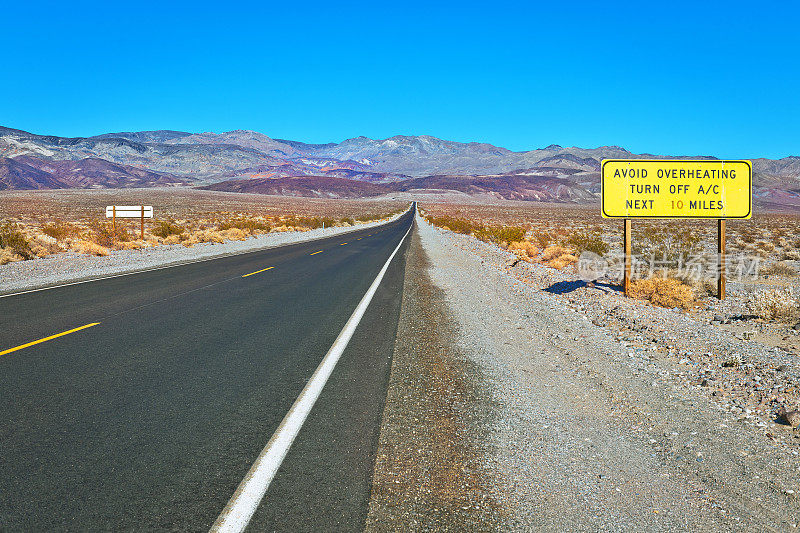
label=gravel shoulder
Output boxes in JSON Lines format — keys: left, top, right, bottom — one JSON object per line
{"left": 366, "top": 228, "right": 506, "bottom": 531}
{"left": 0, "top": 214, "right": 402, "bottom": 295}
{"left": 371, "top": 216, "right": 800, "bottom": 531}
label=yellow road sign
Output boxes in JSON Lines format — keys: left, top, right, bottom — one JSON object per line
{"left": 601, "top": 159, "right": 751, "bottom": 219}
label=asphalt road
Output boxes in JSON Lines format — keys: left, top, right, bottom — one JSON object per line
{"left": 0, "top": 207, "right": 414, "bottom": 531}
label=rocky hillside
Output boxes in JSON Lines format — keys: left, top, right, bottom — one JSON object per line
{"left": 0, "top": 155, "right": 186, "bottom": 190}
{"left": 1, "top": 125, "right": 798, "bottom": 205}
{"left": 199, "top": 176, "right": 389, "bottom": 198}
{"left": 200, "top": 172, "right": 595, "bottom": 202}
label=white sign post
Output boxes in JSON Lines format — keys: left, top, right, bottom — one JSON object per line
{"left": 106, "top": 205, "right": 153, "bottom": 239}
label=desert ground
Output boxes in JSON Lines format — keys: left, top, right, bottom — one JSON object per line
{"left": 3, "top": 192, "right": 800, "bottom": 530}
{"left": 0, "top": 188, "right": 408, "bottom": 263}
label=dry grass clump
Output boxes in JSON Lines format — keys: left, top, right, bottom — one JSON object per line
{"left": 90, "top": 221, "right": 133, "bottom": 247}
{"left": 755, "top": 240, "right": 775, "bottom": 253}
{"left": 533, "top": 230, "right": 551, "bottom": 248}
{"left": 0, "top": 247, "right": 24, "bottom": 265}
{"left": 566, "top": 231, "right": 609, "bottom": 256}
{"left": 41, "top": 220, "right": 79, "bottom": 241}
{"left": 628, "top": 278, "right": 696, "bottom": 309}
{"left": 152, "top": 220, "right": 186, "bottom": 238}
{"left": 548, "top": 253, "right": 579, "bottom": 270}
{"left": 281, "top": 215, "right": 338, "bottom": 230}
{"left": 540, "top": 245, "right": 571, "bottom": 262}
{"left": 670, "top": 270, "right": 716, "bottom": 298}
{"left": 0, "top": 222, "right": 34, "bottom": 259}
{"left": 217, "top": 217, "right": 270, "bottom": 233}
{"left": 747, "top": 288, "right": 799, "bottom": 322}
{"left": 28, "top": 234, "right": 62, "bottom": 257}
{"left": 761, "top": 262, "right": 798, "bottom": 277}
{"left": 70, "top": 240, "right": 110, "bottom": 256}
{"left": 424, "top": 214, "right": 526, "bottom": 246}
{"left": 180, "top": 229, "right": 226, "bottom": 247}
{"left": 507, "top": 240, "right": 538, "bottom": 262}
{"left": 538, "top": 245, "right": 578, "bottom": 270}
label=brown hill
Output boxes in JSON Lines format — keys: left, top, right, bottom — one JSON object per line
{"left": 392, "top": 173, "right": 594, "bottom": 202}
{"left": 199, "top": 176, "right": 389, "bottom": 198}
{"left": 0, "top": 155, "right": 187, "bottom": 189}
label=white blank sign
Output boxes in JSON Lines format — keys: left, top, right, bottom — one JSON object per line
{"left": 106, "top": 206, "right": 153, "bottom": 218}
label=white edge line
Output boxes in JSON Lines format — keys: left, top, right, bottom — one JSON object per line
{"left": 0, "top": 207, "right": 412, "bottom": 299}
{"left": 209, "top": 220, "right": 413, "bottom": 533}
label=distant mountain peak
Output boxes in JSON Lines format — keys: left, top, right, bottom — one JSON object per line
{"left": 599, "top": 145, "right": 630, "bottom": 152}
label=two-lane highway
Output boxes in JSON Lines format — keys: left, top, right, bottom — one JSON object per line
{"left": 0, "top": 206, "right": 414, "bottom": 531}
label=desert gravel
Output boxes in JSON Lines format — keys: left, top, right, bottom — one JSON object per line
{"left": 374, "top": 216, "right": 800, "bottom": 530}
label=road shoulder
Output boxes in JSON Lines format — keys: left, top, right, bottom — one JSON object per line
{"left": 366, "top": 228, "right": 507, "bottom": 530}
{"left": 373, "top": 216, "right": 800, "bottom": 531}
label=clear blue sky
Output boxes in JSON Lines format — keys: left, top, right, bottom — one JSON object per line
{"left": 3, "top": 1, "right": 798, "bottom": 158}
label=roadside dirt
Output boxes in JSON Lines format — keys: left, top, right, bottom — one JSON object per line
{"left": 366, "top": 230, "right": 507, "bottom": 531}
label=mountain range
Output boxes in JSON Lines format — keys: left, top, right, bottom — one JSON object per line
{"left": 1, "top": 125, "right": 798, "bottom": 206}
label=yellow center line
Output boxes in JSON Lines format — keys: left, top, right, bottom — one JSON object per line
{"left": 1, "top": 322, "right": 101, "bottom": 356}
{"left": 310, "top": 251, "right": 323, "bottom": 256}
{"left": 242, "top": 266, "right": 274, "bottom": 278}
{"left": 357, "top": 237, "right": 362, "bottom": 240}
{"left": 340, "top": 242, "right": 347, "bottom": 245}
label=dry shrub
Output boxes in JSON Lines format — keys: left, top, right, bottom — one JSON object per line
{"left": 163, "top": 234, "right": 182, "bottom": 245}
{"left": 567, "top": 231, "right": 609, "bottom": 256}
{"left": 540, "top": 245, "right": 571, "bottom": 262}
{"left": 118, "top": 241, "right": 144, "bottom": 250}
{"left": 181, "top": 230, "right": 226, "bottom": 247}
{"left": 747, "top": 287, "right": 799, "bottom": 322}
{"left": 218, "top": 228, "right": 248, "bottom": 241}
{"left": 755, "top": 240, "right": 775, "bottom": 252}
{"left": 508, "top": 240, "right": 538, "bottom": 261}
{"left": 70, "top": 240, "right": 110, "bottom": 256}
{"left": 152, "top": 220, "right": 186, "bottom": 238}
{"left": 475, "top": 225, "right": 526, "bottom": 245}
{"left": 628, "top": 278, "right": 696, "bottom": 309}
{"left": 0, "top": 247, "right": 24, "bottom": 265}
{"left": 537, "top": 245, "right": 578, "bottom": 270}
{"left": 41, "top": 220, "right": 79, "bottom": 240}
{"left": 672, "top": 271, "right": 716, "bottom": 298}
{"left": 282, "top": 215, "right": 336, "bottom": 230}
{"left": 548, "top": 253, "right": 578, "bottom": 270}
{"left": 218, "top": 217, "right": 270, "bottom": 234}
{"left": 28, "top": 235, "right": 62, "bottom": 257}
{"left": 0, "top": 222, "right": 34, "bottom": 259}
{"left": 782, "top": 250, "right": 800, "bottom": 261}
{"left": 533, "top": 230, "right": 551, "bottom": 248}
{"left": 425, "top": 214, "right": 525, "bottom": 246}
{"left": 90, "top": 221, "right": 131, "bottom": 248}
{"left": 762, "top": 262, "right": 798, "bottom": 277}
